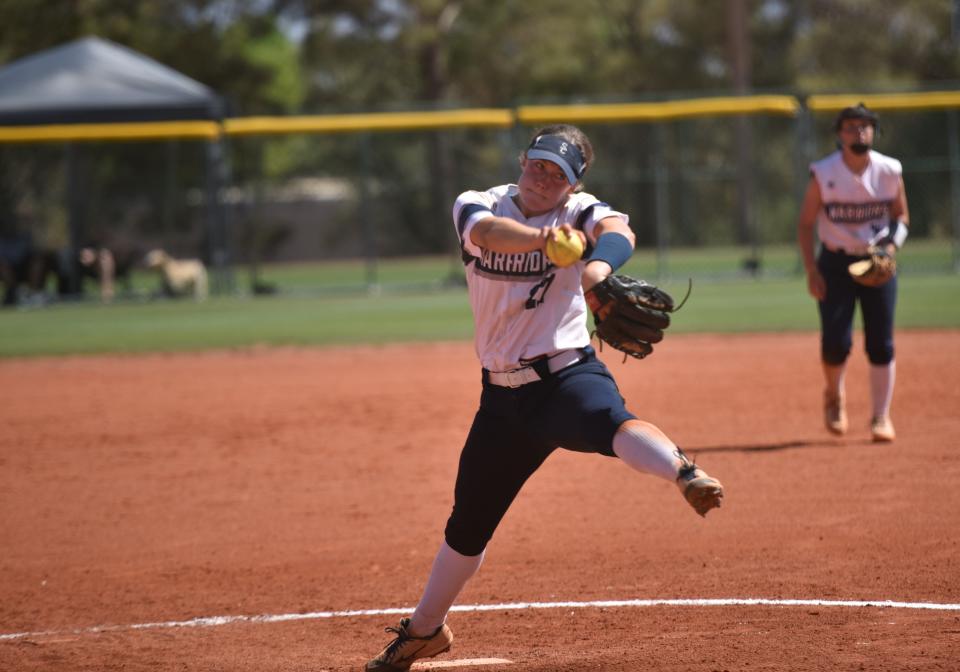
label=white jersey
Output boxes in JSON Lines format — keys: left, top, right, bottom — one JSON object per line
{"left": 453, "top": 184, "right": 628, "bottom": 372}
{"left": 810, "top": 149, "right": 902, "bottom": 254}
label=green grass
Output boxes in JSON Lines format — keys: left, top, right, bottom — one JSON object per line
{"left": 3, "top": 242, "right": 958, "bottom": 358}
{"left": 670, "top": 273, "right": 960, "bottom": 332}
{"left": 0, "top": 292, "right": 476, "bottom": 357}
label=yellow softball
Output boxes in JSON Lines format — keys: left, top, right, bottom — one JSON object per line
{"left": 545, "top": 229, "right": 584, "bottom": 268}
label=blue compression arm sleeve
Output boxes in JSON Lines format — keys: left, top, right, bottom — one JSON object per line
{"left": 587, "top": 231, "right": 633, "bottom": 271}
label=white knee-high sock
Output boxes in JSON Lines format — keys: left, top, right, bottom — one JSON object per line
{"left": 870, "top": 361, "right": 896, "bottom": 419}
{"left": 612, "top": 420, "right": 682, "bottom": 482}
{"left": 409, "top": 541, "right": 485, "bottom": 636}
{"left": 823, "top": 362, "right": 847, "bottom": 399}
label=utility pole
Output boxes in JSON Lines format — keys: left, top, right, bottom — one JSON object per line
{"left": 954, "top": 0, "right": 960, "bottom": 44}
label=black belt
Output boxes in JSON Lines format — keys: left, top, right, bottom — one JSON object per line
{"left": 822, "top": 243, "right": 868, "bottom": 257}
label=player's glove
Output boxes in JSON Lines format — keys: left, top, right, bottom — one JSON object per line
{"left": 584, "top": 275, "right": 687, "bottom": 360}
{"left": 848, "top": 245, "right": 897, "bottom": 288}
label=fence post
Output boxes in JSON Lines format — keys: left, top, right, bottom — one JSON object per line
{"left": 949, "top": 110, "right": 960, "bottom": 273}
{"left": 358, "top": 132, "right": 379, "bottom": 292}
{"left": 653, "top": 123, "right": 670, "bottom": 280}
{"left": 793, "top": 101, "right": 815, "bottom": 274}
{"left": 205, "top": 136, "right": 234, "bottom": 294}
{"left": 65, "top": 142, "right": 83, "bottom": 296}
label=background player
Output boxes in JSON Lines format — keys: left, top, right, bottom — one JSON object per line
{"left": 796, "top": 103, "right": 909, "bottom": 442}
{"left": 364, "top": 124, "right": 724, "bottom": 671}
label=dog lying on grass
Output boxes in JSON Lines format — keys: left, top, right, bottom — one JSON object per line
{"left": 144, "top": 249, "right": 208, "bottom": 301}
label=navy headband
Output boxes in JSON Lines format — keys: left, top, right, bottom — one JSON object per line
{"left": 526, "top": 134, "right": 586, "bottom": 184}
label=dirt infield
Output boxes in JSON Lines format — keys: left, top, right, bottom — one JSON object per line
{"left": 2, "top": 330, "right": 959, "bottom": 671}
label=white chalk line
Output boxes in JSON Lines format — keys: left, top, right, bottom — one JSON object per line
{"left": 413, "top": 659, "right": 513, "bottom": 669}
{"left": 3, "top": 597, "right": 960, "bottom": 642}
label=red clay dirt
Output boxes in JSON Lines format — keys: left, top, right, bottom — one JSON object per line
{"left": 1, "top": 330, "right": 959, "bottom": 671}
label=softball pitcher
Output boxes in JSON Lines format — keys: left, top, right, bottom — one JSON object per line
{"left": 797, "top": 103, "right": 910, "bottom": 442}
{"left": 364, "top": 124, "right": 724, "bottom": 671}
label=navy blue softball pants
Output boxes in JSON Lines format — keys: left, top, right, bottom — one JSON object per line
{"left": 443, "top": 348, "right": 635, "bottom": 557}
{"left": 817, "top": 247, "right": 897, "bottom": 366}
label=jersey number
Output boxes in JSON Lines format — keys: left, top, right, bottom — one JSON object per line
{"left": 525, "top": 274, "right": 556, "bottom": 309}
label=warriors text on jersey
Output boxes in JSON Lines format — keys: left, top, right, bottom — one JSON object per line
{"left": 453, "top": 184, "right": 628, "bottom": 372}
{"left": 810, "top": 149, "right": 902, "bottom": 254}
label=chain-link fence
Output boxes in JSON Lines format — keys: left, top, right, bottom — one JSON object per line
{"left": 2, "top": 93, "right": 959, "bottom": 302}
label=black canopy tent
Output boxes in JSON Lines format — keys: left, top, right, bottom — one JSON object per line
{"left": 0, "top": 36, "right": 230, "bottom": 294}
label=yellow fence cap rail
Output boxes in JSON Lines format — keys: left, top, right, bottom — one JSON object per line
{"left": 225, "top": 108, "right": 515, "bottom": 136}
{"left": 517, "top": 95, "right": 799, "bottom": 124}
{"left": 807, "top": 91, "right": 960, "bottom": 112}
{"left": 5, "top": 92, "right": 959, "bottom": 144}
{"left": 0, "top": 120, "right": 222, "bottom": 143}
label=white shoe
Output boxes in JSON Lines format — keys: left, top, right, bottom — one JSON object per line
{"left": 871, "top": 416, "right": 896, "bottom": 443}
